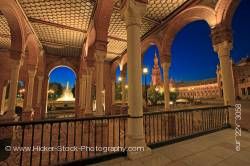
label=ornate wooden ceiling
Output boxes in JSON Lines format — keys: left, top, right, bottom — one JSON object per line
{"left": 0, "top": 0, "right": 188, "bottom": 60}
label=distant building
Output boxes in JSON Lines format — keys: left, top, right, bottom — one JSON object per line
{"left": 168, "top": 57, "right": 250, "bottom": 100}
{"left": 172, "top": 78, "right": 220, "bottom": 99}
{"left": 217, "top": 56, "right": 250, "bottom": 99}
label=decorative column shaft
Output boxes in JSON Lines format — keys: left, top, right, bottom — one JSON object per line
{"left": 8, "top": 59, "right": 21, "bottom": 118}
{"left": 121, "top": 0, "right": 150, "bottom": 159}
{"left": 214, "top": 41, "right": 235, "bottom": 105}
{"left": 25, "top": 68, "right": 37, "bottom": 111}
{"left": 0, "top": 81, "right": 7, "bottom": 115}
{"left": 212, "top": 27, "right": 235, "bottom": 106}
{"left": 85, "top": 68, "right": 94, "bottom": 114}
{"left": 162, "top": 61, "right": 171, "bottom": 111}
{"left": 79, "top": 74, "right": 87, "bottom": 110}
{"left": 36, "top": 75, "right": 44, "bottom": 106}
{"left": 111, "top": 79, "right": 116, "bottom": 104}
{"left": 95, "top": 50, "right": 106, "bottom": 115}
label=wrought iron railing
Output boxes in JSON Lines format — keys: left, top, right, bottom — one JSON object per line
{"left": 143, "top": 106, "right": 230, "bottom": 147}
{"left": 0, "top": 115, "right": 128, "bottom": 166}
{"left": 0, "top": 106, "right": 230, "bottom": 166}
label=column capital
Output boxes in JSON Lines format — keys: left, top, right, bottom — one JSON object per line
{"left": 87, "top": 67, "right": 95, "bottom": 75}
{"left": 120, "top": 0, "right": 147, "bottom": 27}
{"left": 94, "top": 40, "right": 108, "bottom": 52}
{"left": 27, "top": 64, "right": 38, "bottom": 71}
{"left": 161, "top": 61, "right": 171, "bottom": 69}
{"left": 213, "top": 41, "right": 232, "bottom": 59}
{"left": 39, "top": 49, "right": 45, "bottom": 57}
{"left": 37, "top": 75, "right": 44, "bottom": 81}
{"left": 95, "top": 49, "right": 106, "bottom": 62}
{"left": 28, "top": 70, "right": 36, "bottom": 78}
{"left": 211, "top": 25, "right": 232, "bottom": 47}
{"left": 9, "top": 49, "right": 25, "bottom": 60}
{"left": 160, "top": 55, "right": 171, "bottom": 66}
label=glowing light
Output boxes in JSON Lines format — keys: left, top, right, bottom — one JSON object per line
{"left": 48, "top": 89, "right": 55, "bottom": 94}
{"left": 143, "top": 67, "right": 148, "bottom": 74}
{"left": 118, "top": 76, "right": 122, "bottom": 82}
{"left": 125, "top": 85, "right": 128, "bottom": 89}
{"left": 155, "top": 87, "right": 159, "bottom": 92}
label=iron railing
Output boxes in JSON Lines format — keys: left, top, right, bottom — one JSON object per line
{"left": 0, "top": 106, "right": 230, "bottom": 166}
{"left": 0, "top": 115, "right": 128, "bottom": 166}
{"left": 144, "top": 106, "right": 230, "bottom": 147}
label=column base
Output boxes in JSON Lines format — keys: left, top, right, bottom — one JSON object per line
{"left": 127, "top": 146, "right": 151, "bottom": 160}
{"left": 94, "top": 111, "right": 105, "bottom": 116}
{"left": 126, "top": 133, "right": 151, "bottom": 160}
{"left": 32, "top": 106, "right": 42, "bottom": 120}
{"left": 75, "top": 109, "right": 86, "bottom": 117}
{"left": 0, "top": 110, "right": 18, "bottom": 122}
{"left": 22, "top": 108, "right": 34, "bottom": 121}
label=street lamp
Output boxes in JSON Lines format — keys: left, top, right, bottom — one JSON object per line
{"left": 143, "top": 67, "right": 148, "bottom": 105}
{"left": 118, "top": 76, "right": 122, "bottom": 82}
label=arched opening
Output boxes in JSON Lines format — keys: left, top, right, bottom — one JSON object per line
{"left": 114, "top": 64, "right": 128, "bottom": 103}
{"left": 46, "top": 66, "right": 77, "bottom": 118}
{"left": 115, "top": 66, "right": 122, "bottom": 102}
{"left": 170, "top": 20, "right": 219, "bottom": 108}
{"left": 142, "top": 44, "right": 164, "bottom": 108}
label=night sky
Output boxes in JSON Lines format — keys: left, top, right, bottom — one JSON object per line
{"left": 51, "top": 0, "right": 250, "bottom": 86}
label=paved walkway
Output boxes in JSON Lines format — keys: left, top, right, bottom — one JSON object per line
{"left": 92, "top": 129, "right": 250, "bottom": 166}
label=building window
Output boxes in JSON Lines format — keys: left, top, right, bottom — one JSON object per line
{"left": 242, "top": 88, "right": 246, "bottom": 96}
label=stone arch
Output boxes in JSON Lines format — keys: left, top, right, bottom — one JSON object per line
{"left": 162, "top": 5, "right": 216, "bottom": 62}
{"left": 0, "top": 1, "right": 25, "bottom": 59}
{"left": 48, "top": 65, "right": 77, "bottom": 78}
{"left": 215, "top": 0, "right": 240, "bottom": 27}
{"left": 141, "top": 36, "right": 162, "bottom": 57}
{"left": 46, "top": 59, "right": 78, "bottom": 77}
{"left": 45, "top": 65, "right": 78, "bottom": 115}
{"left": 24, "top": 34, "right": 40, "bottom": 66}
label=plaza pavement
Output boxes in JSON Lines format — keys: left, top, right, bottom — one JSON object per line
{"left": 92, "top": 129, "right": 250, "bottom": 166}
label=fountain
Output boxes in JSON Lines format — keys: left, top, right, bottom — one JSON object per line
{"left": 56, "top": 82, "right": 75, "bottom": 101}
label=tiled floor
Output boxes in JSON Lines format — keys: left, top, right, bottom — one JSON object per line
{"left": 92, "top": 129, "right": 250, "bottom": 166}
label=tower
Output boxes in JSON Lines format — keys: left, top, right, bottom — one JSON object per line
{"left": 151, "top": 52, "right": 162, "bottom": 85}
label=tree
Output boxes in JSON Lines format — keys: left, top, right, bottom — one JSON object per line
{"left": 170, "top": 91, "right": 179, "bottom": 103}
{"left": 115, "top": 83, "right": 122, "bottom": 100}
{"left": 71, "top": 85, "right": 75, "bottom": 97}
{"left": 48, "top": 82, "right": 63, "bottom": 100}
{"left": 147, "top": 85, "right": 164, "bottom": 105}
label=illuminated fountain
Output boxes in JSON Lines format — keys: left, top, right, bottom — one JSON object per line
{"left": 56, "top": 82, "right": 75, "bottom": 101}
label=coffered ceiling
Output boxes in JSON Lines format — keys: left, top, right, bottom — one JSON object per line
{"left": 0, "top": 0, "right": 188, "bottom": 61}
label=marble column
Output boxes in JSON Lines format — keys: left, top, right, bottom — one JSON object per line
{"left": 0, "top": 81, "right": 7, "bottom": 115}
{"left": 121, "top": 0, "right": 150, "bottom": 159}
{"left": 33, "top": 75, "right": 43, "bottom": 119}
{"left": 79, "top": 74, "right": 87, "bottom": 111}
{"left": 85, "top": 68, "right": 94, "bottom": 115}
{"left": 162, "top": 62, "right": 170, "bottom": 111}
{"left": 23, "top": 67, "right": 37, "bottom": 120}
{"left": 36, "top": 75, "right": 44, "bottom": 107}
{"left": 95, "top": 51, "right": 106, "bottom": 115}
{"left": 214, "top": 41, "right": 235, "bottom": 105}
{"left": 7, "top": 59, "right": 21, "bottom": 119}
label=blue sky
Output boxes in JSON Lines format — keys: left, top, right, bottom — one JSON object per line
{"left": 51, "top": 0, "right": 250, "bottom": 86}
